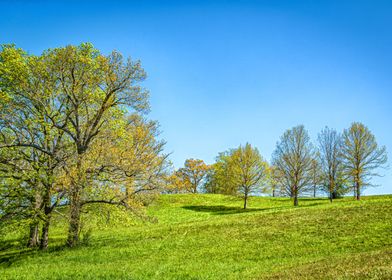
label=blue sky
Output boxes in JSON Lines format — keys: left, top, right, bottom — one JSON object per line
{"left": 1, "top": 0, "right": 391, "bottom": 194}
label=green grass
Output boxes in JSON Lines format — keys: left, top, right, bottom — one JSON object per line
{"left": 1, "top": 194, "right": 392, "bottom": 279}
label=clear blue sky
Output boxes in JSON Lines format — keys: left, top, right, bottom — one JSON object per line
{"left": 2, "top": 0, "right": 391, "bottom": 194}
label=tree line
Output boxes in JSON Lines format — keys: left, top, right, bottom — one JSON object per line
{"left": 0, "top": 43, "right": 388, "bottom": 250}
{"left": 167, "top": 124, "right": 387, "bottom": 208}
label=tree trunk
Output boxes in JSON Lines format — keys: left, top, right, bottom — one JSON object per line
{"left": 27, "top": 223, "right": 40, "bottom": 248}
{"left": 67, "top": 155, "right": 84, "bottom": 247}
{"left": 67, "top": 153, "right": 86, "bottom": 247}
{"left": 293, "top": 186, "right": 298, "bottom": 206}
{"left": 313, "top": 185, "right": 316, "bottom": 198}
{"left": 330, "top": 180, "right": 335, "bottom": 202}
{"left": 67, "top": 186, "right": 81, "bottom": 247}
{"left": 294, "top": 195, "right": 298, "bottom": 206}
{"left": 356, "top": 181, "right": 360, "bottom": 200}
{"left": 40, "top": 219, "right": 50, "bottom": 250}
{"left": 39, "top": 183, "right": 53, "bottom": 250}
{"left": 272, "top": 188, "right": 275, "bottom": 197}
{"left": 329, "top": 192, "right": 333, "bottom": 203}
{"left": 243, "top": 192, "right": 248, "bottom": 209}
{"left": 28, "top": 189, "right": 42, "bottom": 248}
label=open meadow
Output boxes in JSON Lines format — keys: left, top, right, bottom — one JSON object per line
{"left": 1, "top": 194, "right": 391, "bottom": 279}
{"left": 1, "top": 2, "right": 392, "bottom": 279}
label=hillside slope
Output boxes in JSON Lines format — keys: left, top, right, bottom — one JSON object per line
{"left": 1, "top": 194, "right": 392, "bottom": 279}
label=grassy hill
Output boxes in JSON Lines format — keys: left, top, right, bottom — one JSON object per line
{"left": 1, "top": 194, "right": 392, "bottom": 279}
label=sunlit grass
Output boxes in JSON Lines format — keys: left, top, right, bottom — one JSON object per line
{"left": 1, "top": 194, "right": 391, "bottom": 279}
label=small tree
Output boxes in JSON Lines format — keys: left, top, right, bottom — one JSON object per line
{"left": 231, "top": 143, "right": 268, "bottom": 209}
{"left": 309, "top": 158, "right": 323, "bottom": 198}
{"left": 317, "top": 127, "right": 343, "bottom": 202}
{"left": 268, "top": 165, "right": 281, "bottom": 197}
{"left": 340, "top": 122, "right": 387, "bottom": 200}
{"left": 178, "top": 159, "right": 210, "bottom": 193}
{"left": 165, "top": 170, "right": 189, "bottom": 194}
{"left": 203, "top": 152, "right": 238, "bottom": 195}
{"left": 272, "top": 125, "right": 315, "bottom": 206}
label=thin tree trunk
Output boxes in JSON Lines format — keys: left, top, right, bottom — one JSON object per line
{"left": 243, "top": 192, "right": 248, "bottom": 209}
{"left": 27, "top": 223, "right": 40, "bottom": 248}
{"left": 356, "top": 182, "right": 360, "bottom": 200}
{"left": 313, "top": 185, "right": 316, "bottom": 198}
{"left": 293, "top": 187, "right": 298, "bottom": 206}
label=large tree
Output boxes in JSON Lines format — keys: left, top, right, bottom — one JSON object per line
{"left": 76, "top": 114, "right": 168, "bottom": 214}
{"left": 0, "top": 44, "right": 69, "bottom": 249}
{"left": 42, "top": 44, "right": 149, "bottom": 247}
{"left": 340, "top": 122, "right": 387, "bottom": 200}
{"left": 272, "top": 125, "right": 315, "bottom": 206}
{"left": 0, "top": 43, "right": 166, "bottom": 248}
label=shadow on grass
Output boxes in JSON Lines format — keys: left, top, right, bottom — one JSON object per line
{"left": 183, "top": 200, "right": 329, "bottom": 215}
{"left": 0, "top": 249, "right": 35, "bottom": 267}
{"left": 182, "top": 205, "right": 268, "bottom": 215}
{"left": 0, "top": 241, "right": 68, "bottom": 267}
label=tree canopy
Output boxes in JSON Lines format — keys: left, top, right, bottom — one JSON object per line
{"left": 340, "top": 122, "right": 387, "bottom": 200}
{"left": 272, "top": 125, "right": 316, "bottom": 206}
{"left": 0, "top": 43, "right": 168, "bottom": 248}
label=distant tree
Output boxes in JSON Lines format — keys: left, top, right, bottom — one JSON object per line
{"left": 268, "top": 165, "right": 281, "bottom": 197}
{"left": 231, "top": 143, "right": 269, "bottom": 209}
{"left": 204, "top": 152, "right": 238, "bottom": 195}
{"left": 178, "top": 159, "right": 210, "bottom": 193}
{"left": 204, "top": 144, "right": 268, "bottom": 208}
{"left": 340, "top": 122, "right": 387, "bottom": 200}
{"left": 203, "top": 166, "right": 218, "bottom": 194}
{"left": 165, "top": 170, "right": 188, "bottom": 194}
{"left": 317, "top": 127, "right": 343, "bottom": 202}
{"left": 272, "top": 125, "right": 315, "bottom": 206}
{"left": 308, "top": 158, "right": 323, "bottom": 198}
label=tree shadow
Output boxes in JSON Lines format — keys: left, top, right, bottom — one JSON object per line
{"left": 182, "top": 205, "right": 267, "bottom": 215}
{"left": 0, "top": 249, "right": 34, "bottom": 267}
{"left": 0, "top": 241, "right": 68, "bottom": 267}
{"left": 301, "top": 198, "right": 329, "bottom": 201}
{"left": 272, "top": 197, "right": 329, "bottom": 203}
{"left": 300, "top": 202, "right": 325, "bottom": 207}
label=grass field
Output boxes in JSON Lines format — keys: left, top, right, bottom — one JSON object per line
{"left": 1, "top": 194, "right": 392, "bottom": 279}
